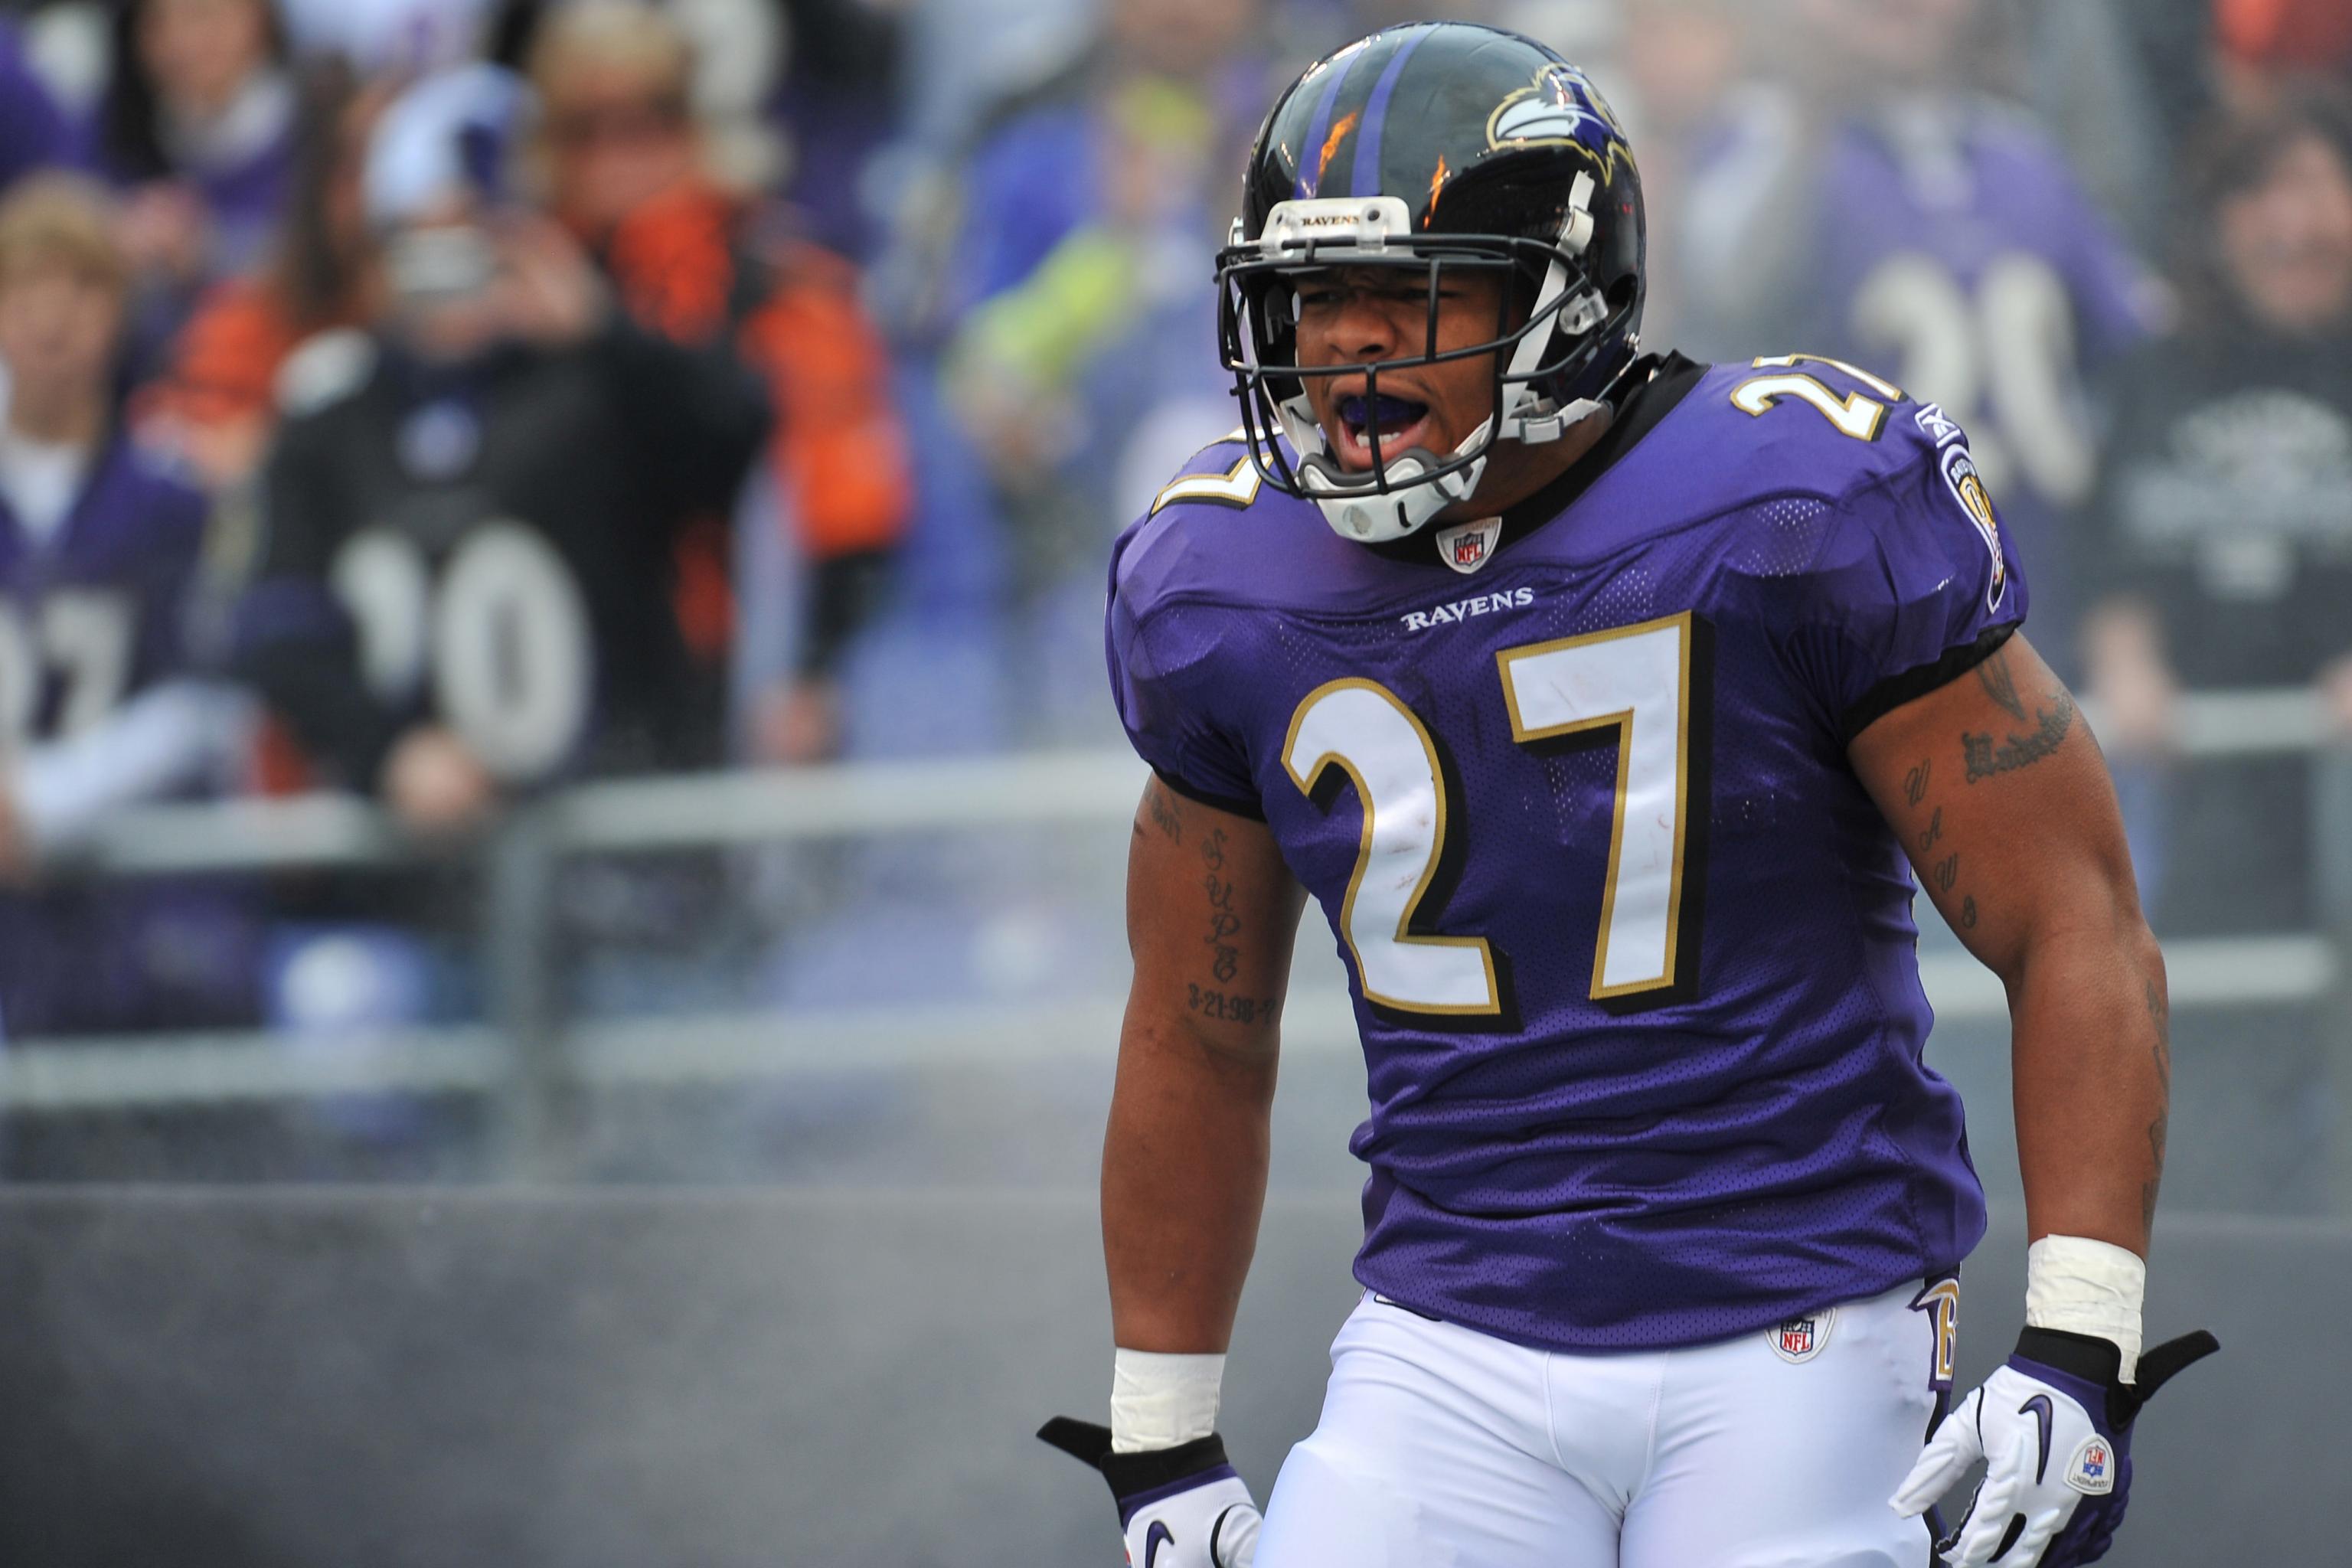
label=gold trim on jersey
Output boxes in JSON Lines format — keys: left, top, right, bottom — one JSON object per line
{"left": 1497, "top": 611, "right": 1697, "bottom": 1002}
{"left": 1282, "top": 677, "right": 1503, "bottom": 1018}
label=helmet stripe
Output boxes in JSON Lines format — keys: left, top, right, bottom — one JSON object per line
{"left": 1294, "top": 43, "right": 1367, "bottom": 199}
{"left": 1351, "top": 25, "right": 1434, "bottom": 206}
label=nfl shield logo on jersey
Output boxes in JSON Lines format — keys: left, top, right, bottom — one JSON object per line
{"left": 2066, "top": 1435, "right": 2116, "bottom": 1494}
{"left": 1435, "top": 518, "right": 1503, "bottom": 575}
{"left": 1767, "top": 1306, "right": 1835, "bottom": 1364}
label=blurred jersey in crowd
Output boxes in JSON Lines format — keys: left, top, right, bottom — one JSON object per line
{"left": 233, "top": 64, "right": 768, "bottom": 825}
{"left": 1675, "top": 0, "right": 2160, "bottom": 658}
{"left": 0, "top": 175, "right": 256, "bottom": 1036}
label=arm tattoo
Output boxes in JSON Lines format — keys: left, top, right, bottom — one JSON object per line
{"left": 1975, "top": 647, "right": 2028, "bottom": 721}
{"left": 1201, "top": 826, "right": 1241, "bottom": 983}
{"left": 1145, "top": 782, "right": 1184, "bottom": 843}
{"left": 1903, "top": 759, "right": 1931, "bottom": 808}
{"left": 1961, "top": 691, "right": 2076, "bottom": 782}
{"left": 1186, "top": 984, "right": 1280, "bottom": 1024}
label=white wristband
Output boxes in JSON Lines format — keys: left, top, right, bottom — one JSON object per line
{"left": 1110, "top": 1349, "right": 1226, "bottom": 1453}
{"left": 2025, "top": 1234, "right": 2146, "bottom": 1382}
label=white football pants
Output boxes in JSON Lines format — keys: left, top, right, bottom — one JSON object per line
{"left": 1256, "top": 1280, "right": 1949, "bottom": 1568}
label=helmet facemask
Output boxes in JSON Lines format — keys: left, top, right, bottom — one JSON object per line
{"left": 1217, "top": 179, "right": 1635, "bottom": 544}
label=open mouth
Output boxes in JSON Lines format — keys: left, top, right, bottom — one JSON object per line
{"left": 1328, "top": 392, "right": 1434, "bottom": 471}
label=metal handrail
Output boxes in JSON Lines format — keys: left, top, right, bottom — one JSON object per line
{"left": 5, "top": 688, "right": 2342, "bottom": 1136}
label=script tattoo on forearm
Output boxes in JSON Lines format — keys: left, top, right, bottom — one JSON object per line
{"left": 1200, "top": 826, "right": 1241, "bottom": 983}
{"left": 1961, "top": 692, "right": 2075, "bottom": 783}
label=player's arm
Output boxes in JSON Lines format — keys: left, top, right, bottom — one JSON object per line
{"left": 1849, "top": 631, "right": 2164, "bottom": 1259}
{"left": 1105, "top": 776, "right": 1306, "bottom": 1356}
{"left": 1040, "top": 776, "right": 1303, "bottom": 1568}
{"left": 1852, "top": 632, "right": 2214, "bottom": 1568}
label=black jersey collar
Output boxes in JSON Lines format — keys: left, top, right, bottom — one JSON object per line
{"left": 1366, "top": 351, "right": 1709, "bottom": 568}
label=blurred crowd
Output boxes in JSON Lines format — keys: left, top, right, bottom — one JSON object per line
{"left": 0, "top": 0, "right": 2346, "bottom": 1070}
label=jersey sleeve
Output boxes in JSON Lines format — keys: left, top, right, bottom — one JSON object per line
{"left": 1779, "top": 407, "right": 2030, "bottom": 740}
{"left": 1104, "top": 527, "right": 1263, "bottom": 818}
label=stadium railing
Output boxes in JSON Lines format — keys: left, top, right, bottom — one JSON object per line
{"left": 4, "top": 689, "right": 2347, "bottom": 1186}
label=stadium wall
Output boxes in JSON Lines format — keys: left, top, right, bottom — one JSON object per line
{"left": 0, "top": 1187, "right": 2326, "bottom": 1566}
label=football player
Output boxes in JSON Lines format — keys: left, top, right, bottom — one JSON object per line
{"left": 1040, "top": 23, "right": 2213, "bottom": 1568}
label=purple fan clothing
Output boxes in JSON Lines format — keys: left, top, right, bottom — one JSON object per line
{"left": 0, "top": 437, "right": 207, "bottom": 722}
{"left": 0, "top": 19, "right": 80, "bottom": 194}
{"left": 1106, "top": 360, "right": 2025, "bottom": 1351}
{"left": 1690, "top": 103, "right": 2151, "bottom": 650}
{"left": 0, "top": 436, "right": 254, "bottom": 1037}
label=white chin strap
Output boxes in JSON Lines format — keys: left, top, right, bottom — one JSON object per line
{"left": 1259, "top": 173, "right": 1613, "bottom": 546}
{"left": 1279, "top": 400, "right": 1492, "bottom": 542}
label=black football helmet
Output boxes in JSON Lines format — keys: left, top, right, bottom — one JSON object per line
{"left": 1216, "top": 22, "right": 1647, "bottom": 541}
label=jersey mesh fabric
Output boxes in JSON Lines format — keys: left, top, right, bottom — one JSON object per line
{"left": 1107, "top": 361, "right": 2022, "bottom": 1351}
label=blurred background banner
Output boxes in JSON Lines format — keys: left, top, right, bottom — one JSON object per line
{"left": 0, "top": 0, "right": 2346, "bottom": 1560}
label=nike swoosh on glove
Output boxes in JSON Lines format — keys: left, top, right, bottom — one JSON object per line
{"left": 1891, "top": 1326, "right": 2219, "bottom": 1567}
{"left": 1039, "top": 1416, "right": 1262, "bottom": 1568}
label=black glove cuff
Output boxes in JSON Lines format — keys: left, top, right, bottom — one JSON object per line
{"left": 2014, "top": 1325, "right": 2220, "bottom": 1428}
{"left": 2014, "top": 1325, "right": 2125, "bottom": 1386}
{"left": 1099, "top": 1432, "right": 1233, "bottom": 1501}
{"left": 1037, "top": 1417, "right": 1233, "bottom": 1506}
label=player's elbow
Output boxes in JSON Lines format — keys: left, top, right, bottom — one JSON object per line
{"left": 1992, "top": 851, "right": 2162, "bottom": 1000}
{"left": 1122, "top": 1005, "right": 1282, "bottom": 1100}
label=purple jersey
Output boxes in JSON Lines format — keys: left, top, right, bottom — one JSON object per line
{"left": 0, "top": 435, "right": 254, "bottom": 1037}
{"left": 1107, "top": 356, "right": 2025, "bottom": 1351}
{"left": 1802, "top": 110, "right": 2150, "bottom": 505}
{"left": 0, "top": 436, "right": 207, "bottom": 726}
{"left": 1689, "top": 102, "right": 2150, "bottom": 642}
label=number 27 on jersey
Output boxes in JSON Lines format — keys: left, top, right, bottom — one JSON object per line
{"left": 1283, "top": 612, "right": 1713, "bottom": 1019}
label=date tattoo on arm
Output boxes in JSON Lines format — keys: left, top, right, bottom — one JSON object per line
{"left": 1186, "top": 984, "right": 1281, "bottom": 1024}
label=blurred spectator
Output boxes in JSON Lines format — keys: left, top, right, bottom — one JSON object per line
{"left": 132, "top": 60, "right": 392, "bottom": 494}
{"left": 233, "top": 64, "right": 767, "bottom": 831}
{"left": 2079, "top": 86, "right": 2352, "bottom": 933}
{"left": 524, "top": 0, "right": 910, "bottom": 766}
{"left": 0, "top": 12, "right": 81, "bottom": 201}
{"left": 2020, "top": 0, "right": 2187, "bottom": 253}
{"left": 917, "top": 0, "right": 1265, "bottom": 338}
{"left": 2216, "top": 0, "right": 2352, "bottom": 99}
{"left": 89, "top": 0, "right": 298, "bottom": 377}
{"left": 767, "top": 0, "right": 901, "bottom": 261}
{"left": 0, "top": 173, "right": 257, "bottom": 1035}
{"left": 1676, "top": 0, "right": 2161, "bottom": 661}
{"left": 1614, "top": 0, "right": 1741, "bottom": 347}
{"left": 279, "top": 0, "right": 491, "bottom": 74}
{"left": 917, "top": 0, "right": 1266, "bottom": 734}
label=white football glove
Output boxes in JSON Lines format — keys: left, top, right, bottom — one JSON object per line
{"left": 1891, "top": 1327, "right": 2217, "bottom": 1568}
{"left": 1040, "top": 1416, "right": 1261, "bottom": 1567}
